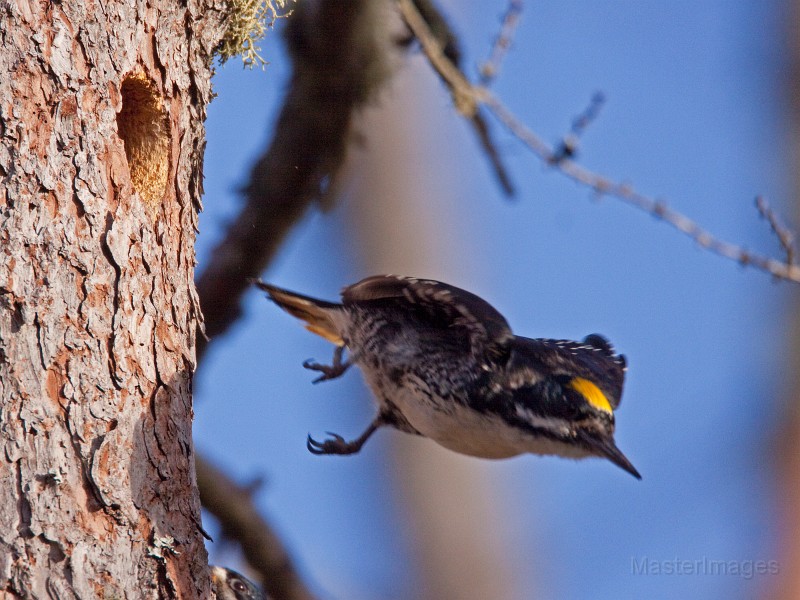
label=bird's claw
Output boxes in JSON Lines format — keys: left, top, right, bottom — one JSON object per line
{"left": 307, "top": 432, "right": 355, "bottom": 455}
{"left": 302, "top": 358, "right": 348, "bottom": 383}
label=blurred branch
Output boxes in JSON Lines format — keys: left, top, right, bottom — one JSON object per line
{"left": 479, "top": 0, "right": 523, "bottom": 85}
{"left": 756, "top": 195, "right": 795, "bottom": 267}
{"left": 197, "top": 454, "right": 318, "bottom": 600}
{"left": 196, "top": 1, "right": 394, "bottom": 589}
{"left": 550, "top": 91, "right": 605, "bottom": 164}
{"left": 411, "top": 0, "right": 515, "bottom": 196}
{"left": 196, "top": 0, "right": 392, "bottom": 362}
{"left": 398, "top": 0, "right": 800, "bottom": 284}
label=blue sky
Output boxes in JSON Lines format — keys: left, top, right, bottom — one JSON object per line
{"left": 195, "top": 2, "right": 791, "bottom": 598}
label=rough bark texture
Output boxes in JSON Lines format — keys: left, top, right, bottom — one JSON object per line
{"left": 0, "top": 0, "right": 224, "bottom": 596}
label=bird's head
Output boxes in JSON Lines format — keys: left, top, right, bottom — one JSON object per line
{"left": 502, "top": 335, "right": 641, "bottom": 479}
{"left": 211, "top": 566, "right": 267, "bottom": 600}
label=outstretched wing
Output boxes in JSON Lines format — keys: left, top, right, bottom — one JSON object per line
{"left": 342, "top": 275, "right": 513, "bottom": 358}
{"left": 514, "top": 334, "right": 627, "bottom": 409}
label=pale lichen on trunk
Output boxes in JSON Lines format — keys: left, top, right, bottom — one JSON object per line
{"left": 0, "top": 0, "right": 225, "bottom": 596}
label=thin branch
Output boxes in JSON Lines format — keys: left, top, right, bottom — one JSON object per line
{"left": 479, "top": 0, "right": 524, "bottom": 86}
{"left": 402, "top": 0, "right": 477, "bottom": 111}
{"left": 409, "top": 0, "right": 515, "bottom": 196}
{"left": 468, "top": 106, "right": 516, "bottom": 196}
{"left": 756, "top": 195, "right": 795, "bottom": 267}
{"left": 571, "top": 91, "right": 606, "bottom": 136}
{"left": 550, "top": 91, "right": 606, "bottom": 164}
{"left": 197, "top": 454, "right": 319, "bottom": 600}
{"left": 397, "top": 0, "right": 800, "bottom": 283}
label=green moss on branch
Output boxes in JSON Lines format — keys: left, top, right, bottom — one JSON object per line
{"left": 218, "top": 0, "right": 295, "bottom": 68}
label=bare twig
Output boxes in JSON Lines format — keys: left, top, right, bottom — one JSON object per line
{"left": 756, "top": 195, "right": 795, "bottom": 266}
{"left": 479, "top": 0, "right": 524, "bottom": 86}
{"left": 550, "top": 91, "right": 606, "bottom": 164}
{"left": 397, "top": 0, "right": 800, "bottom": 283}
{"left": 197, "top": 454, "right": 318, "bottom": 600}
{"left": 409, "top": 0, "right": 515, "bottom": 196}
{"left": 401, "top": 0, "right": 478, "bottom": 110}
{"left": 571, "top": 91, "right": 606, "bottom": 137}
{"left": 468, "top": 107, "right": 516, "bottom": 196}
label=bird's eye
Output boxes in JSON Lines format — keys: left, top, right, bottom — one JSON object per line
{"left": 231, "top": 578, "right": 247, "bottom": 592}
{"left": 489, "top": 342, "right": 511, "bottom": 366}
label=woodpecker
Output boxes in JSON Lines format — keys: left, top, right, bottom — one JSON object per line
{"left": 254, "top": 275, "right": 640, "bottom": 478}
{"left": 211, "top": 566, "right": 267, "bottom": 600}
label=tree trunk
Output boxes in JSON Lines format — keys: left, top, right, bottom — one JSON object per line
{"left": 0, "top": 0, "right": 223, "bottom": 596}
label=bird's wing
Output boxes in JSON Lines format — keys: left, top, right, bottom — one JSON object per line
{"left": 342, "top": 275, "right": 513, "bottom": 357}
{"left": 515, "top": 334, "right": 627, "bottom": 409}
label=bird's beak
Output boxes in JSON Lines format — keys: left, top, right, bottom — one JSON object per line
{"left": 580, "top": 432, "right": 641, "bottom": 479}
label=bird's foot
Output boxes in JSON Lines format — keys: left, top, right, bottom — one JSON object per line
{"left": 306, "top": 417, "right": 383, "bottom": 456}
{"left": 307, "top": 432, "right": 362, "bottom": 455}
{"left": 303, "top": 346, "right": 350, "bottom": 383}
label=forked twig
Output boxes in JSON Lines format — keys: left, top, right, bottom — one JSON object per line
{"left": 410, "top": 0, "right": 515, "bottom": 195}
{"left": 756, "top": 195, "right": 795, "bottom": 267}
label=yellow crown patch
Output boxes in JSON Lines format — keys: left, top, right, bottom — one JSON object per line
{"left": 568, "top": 377, "right": 613, "bottom": 414}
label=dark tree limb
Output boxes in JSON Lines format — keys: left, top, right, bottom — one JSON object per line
{"left": 195, "top": 2, "right": 396, "bottom": 592}
{"left": 196, "top": 0, "right": 392, "bottom": 361}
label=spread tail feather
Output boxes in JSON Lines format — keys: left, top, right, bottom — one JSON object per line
{"left": 253, "top": 280, "right": 345, "bottom": 346}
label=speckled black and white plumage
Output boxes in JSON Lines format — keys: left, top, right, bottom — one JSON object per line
{"left": 255, "top": 275, "right": 640, "bottom": 478}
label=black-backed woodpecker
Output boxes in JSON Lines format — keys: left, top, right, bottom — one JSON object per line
{"left": 254, "top": 275, "right": 640, "bottom": 478}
